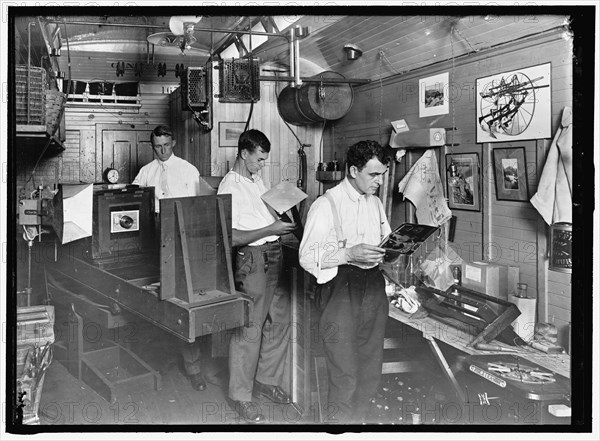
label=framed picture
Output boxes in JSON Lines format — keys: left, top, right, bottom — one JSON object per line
{"left": 419, "top": 72, "right": 449, "bottom": 118}
{"left": 492, "top": 147, "right": 529, "bottom": 201}
{"left": 218, "top": 121, "right": 245, "bottom": 147}
{"left": 476, "top": 62, "right": 551, "bottom": 143}
{"left": 445, "top": 152, "right": 480, "bottom": 212}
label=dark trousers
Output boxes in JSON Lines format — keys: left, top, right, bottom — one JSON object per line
{"left": 315, "top": 265, "right": 389, "bottom": 423}
{"left": 228, "top": 241, "right": 290, "bottom": 402}
{"left": 181, "top": 338, "right": 206, "bottom": 376}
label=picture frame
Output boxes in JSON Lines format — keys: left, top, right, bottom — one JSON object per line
{"left": 445, "top": 152, "right": 480, "bottom": 212}
{"left": 492, "top": 147, "right": 529, "bottom": 201}
{"left": 476, "top": 62, "right": 551, "bottom": 143}
{"left": 218, "top": 121, "right": 246, "bottom": 147}
{"left": 419, "top": 72, "right": 449, "bottom": 118}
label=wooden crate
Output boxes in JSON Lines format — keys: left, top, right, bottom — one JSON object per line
{"left": 45, "top": 89, "right": 66, "bottom": 134}
{"left": 16, "top": 65, "right": 46, "bottom": 126}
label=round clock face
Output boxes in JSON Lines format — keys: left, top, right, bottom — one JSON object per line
{"left": 104, "top": 168, "right": 120, "bottom": 184}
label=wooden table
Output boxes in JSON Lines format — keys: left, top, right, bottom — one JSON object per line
{"left": 388, "top": 307, "right": 571, "bottom": 402}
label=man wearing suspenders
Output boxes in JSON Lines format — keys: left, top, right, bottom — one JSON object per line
{"left": 299, "top": 140, "right": 392, "bottom": 423}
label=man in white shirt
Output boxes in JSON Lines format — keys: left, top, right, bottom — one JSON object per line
{"left": 132, "top": 125, "right": 214, "bottom": 392}
{"left": 299, "top": 140, "right": 391, "bottom": 423}
{"left": 217, "top": 129, "right": 297, "bottom": 423}
{"left": 132, "top": 125, "right": 214, "bottom": 214}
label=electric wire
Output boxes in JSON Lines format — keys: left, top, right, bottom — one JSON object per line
{"left": 453, "top": 25, "right": 478, "bottom": 54}
{"left": 25, "top": 20, "right": 72, "bottom": 189}
{"left": 378, "top": 51, "right": 384, "bottom": 145}
{"left": 450, "top": 26, "right": 456, "bottom": 155}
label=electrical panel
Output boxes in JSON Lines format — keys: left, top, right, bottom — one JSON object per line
{"left": 218, "top": 58, "right": 260, "bottom": 103}
{"left": 180, "top": 66, "right": 213, "bottom": 131}
{"left": 181, "top": 66, "right": 208, "bottom": 111}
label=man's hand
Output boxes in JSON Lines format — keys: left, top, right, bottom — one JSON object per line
{"left": 346, "top": 244, "right": 386, "bottom": 264}
{"left": 270, "top": 219, "right": 298, "bottom": 236}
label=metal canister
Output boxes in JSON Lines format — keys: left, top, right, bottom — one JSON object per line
{"left": 452, "top": 265, "right": 462, "bottom": 286}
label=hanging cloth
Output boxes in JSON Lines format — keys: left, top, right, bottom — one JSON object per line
{"left": 530, "top": 106, "right": 572, "bottom": 225}
{"left": 397, "top": 149, "right": 452, "bottom": 227}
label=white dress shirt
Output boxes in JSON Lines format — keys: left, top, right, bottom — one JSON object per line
{"left": 299, "top": 177, "right": 391, "bottom": 284}
{"left": 217, "top": 170, "right": 278, "bottom": 246}
{"left": 132, "top": 154, "right": 214, "bottom": 212}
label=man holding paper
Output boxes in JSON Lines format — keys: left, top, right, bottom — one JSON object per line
{"left": 217, "top": 129, "right": 298, "bottom": 423}
{"left": 299, "top": 140, "right": 392, "bottom": 423}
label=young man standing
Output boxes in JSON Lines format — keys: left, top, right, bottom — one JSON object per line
{"left": 299, "top": 140, "right": 391, "bottom": 423}
{"left": 217, "top": 129, "right": 297, "bottom": 423}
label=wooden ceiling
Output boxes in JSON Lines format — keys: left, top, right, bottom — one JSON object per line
{"left": 13, "top": 12, "right": 570, "bottom": 83}
{"left": 257, "top": 14, "right": 569, "bottom": 81}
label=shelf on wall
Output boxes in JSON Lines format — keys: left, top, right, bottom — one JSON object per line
{"left": 65, "top": 94, "right": 142, "bottom": 107}
{"left": 16, "top": 125, "right": 65, "bottom": 153}
{"left": 316, "top": 170, "right": 344, "bottom": 182}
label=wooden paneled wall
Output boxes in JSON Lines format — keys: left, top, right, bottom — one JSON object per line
{"left": 16, "top": 84, "right": 171, "bottom": 193}
{"left": 329, "top": 29, "right": 572, "bottom": 345}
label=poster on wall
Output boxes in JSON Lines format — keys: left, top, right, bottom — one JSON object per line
{"left": 476, "top": 62, "right": 551, "bottom": 143}
{"left": 419, "top": 72, "right": 449, "bottom": 118}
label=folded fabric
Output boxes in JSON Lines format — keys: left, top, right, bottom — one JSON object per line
{"left": 397, "top": 149, "right": 452, "bottom": 227}
{"left": 530, "top": 106, "right": 572, "bottom": 225}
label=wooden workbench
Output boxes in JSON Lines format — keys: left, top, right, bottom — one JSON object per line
{"left": 389, "top": 307, "right": 571, "bottom": 379}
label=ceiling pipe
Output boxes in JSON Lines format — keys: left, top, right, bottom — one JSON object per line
{"left": 44, "top": 19, "right": 287, "bottom": 38}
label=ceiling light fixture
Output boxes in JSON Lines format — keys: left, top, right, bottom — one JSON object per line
{"left": 343, "top": 43, "right": 363, "bottom": 61}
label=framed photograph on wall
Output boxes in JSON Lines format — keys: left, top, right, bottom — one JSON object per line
{"left": 219, "top": 121, "right": 245, "bottom": 147}
{"left": 419, "top": 72, "right": 449, "bottom": 118}
{"left": 445, "top": 152, "right": 480, "bottom": 212}
{"left": 476, "top": 62, "right": 551, "bottom": 143}
{"left": 492, "top": 147, "right": 529, "bottom": 201}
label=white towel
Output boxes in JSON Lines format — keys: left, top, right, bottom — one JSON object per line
{"left": 397, "top": 149, "right": 452, "bottom": 227}
{"left": 530, "top": 107, "right": 572, "bottom": 225}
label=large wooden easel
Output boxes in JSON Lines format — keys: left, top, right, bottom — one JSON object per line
{"left": 159, "top": 194, "right": 237, "bottom": 305}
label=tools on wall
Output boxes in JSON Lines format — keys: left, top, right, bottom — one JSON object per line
{"left": 113, "top": 61, "right": 188, "bottom": 78}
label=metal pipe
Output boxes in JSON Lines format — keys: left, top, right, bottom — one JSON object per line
{"left": 294, "top": 27, "right": 301, "bottom": 87}
{"left": 258, "top": 75, "right": 370, "bottom": 84}
{"left": 27, "top": 21, "right": 35, "bottom": 124}
{"left": 45, "top": 20, "right": 287, "bottom": 38}
{"left": 289, "top": 28, "right": 295, "bottom": 85}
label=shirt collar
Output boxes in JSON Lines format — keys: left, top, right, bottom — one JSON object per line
{"left": 158, "top": 154, "right": 178, "bottom": 167}
{"left": 341, "top": 176, "right": 366, "bottom": 202}
{"left": 232, "top": 169, "right": 262, "bottom": 184}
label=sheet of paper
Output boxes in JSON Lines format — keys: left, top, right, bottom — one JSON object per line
{"left": 261, "top": 181, "right": 308, "bottom": 214}
{"left": 397, "top": 149, "right": 452, "bottom": 227}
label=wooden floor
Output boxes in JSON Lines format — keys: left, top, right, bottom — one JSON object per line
{"left": 38, "top": 355, "right": 305, "bottom": 425}
{"left": 37, "top": 321, "right": 307, "bottom": 426}
{"left": 32, "top": 307, "right": 570, "bottom": 427}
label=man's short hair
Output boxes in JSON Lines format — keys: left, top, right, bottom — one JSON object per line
{"left": 346, "top": 140, "right": 390, "bottom": 171}
{"left": 238, "top": 129, "right": 271, "bottom": 155}
{"left": 151, "top": 125, "right": 174, "bottom": 143}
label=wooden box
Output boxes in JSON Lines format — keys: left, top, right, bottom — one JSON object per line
{"left": 462, "top": 261, "right": 520, "bottom": 301}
